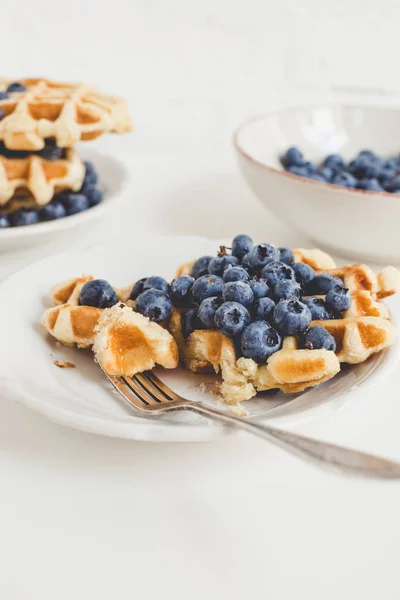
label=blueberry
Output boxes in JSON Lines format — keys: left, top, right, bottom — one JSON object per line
{"left": 197, "top": 296, "right": 223, "bottom": 328}
{"left": 39, "top": 200, "right": 66, "bottom": 221}
{"left": 261, "top": 261, "right": 295, "bottom": 287}
{"left": 170, "top": 275, "right": 194, "bottom": 306}
{"left": 322, "top": 154, "right": 345, "bottom": 170}
{"left": 273, "top": 280, "right": 302, "bottom": 302}
{"left": 143, "top": 276, "right": 169, "bottom": 295}
{"left": 130, "top": 278, "right": 148, "bottom": 300}
{"left": 208, "top": 254, "right": 238, "bottom": 276}
{"left": 279, "top": 247, "right": 295, "bottom": 265}
{"left": 287, "top": 165, "right": 310, "bottom": 178}
{"left": 191, "top": 255, "right": 213, "bottom": 279}
{"left": 303, "top": 297, "right": 331, "bottom": 320}
{"left": 384, "top": 176, "right": 400, "bottom": 192}
{"left": 6, "top": 82, "right": 26, "bottom": 93}
{"left": 62, "top": 193, "right": 89, "bottom": 215}
{"left": 348, "top": 157, "right": 380, "bottom": 179}
{"left": 248, "top": 243, "right": 280, "bottom": 271}
{"left": 273, "top": 298, "right": 312, "bottom": 335}
{"left": 303, "top": 161, "right": 318, "bottom": 175}
{"left": 182, "top": 308, "right": 199, "bottom": 339}
{"left": 241, "top": 321, "right": 282, "bottom": 363}
{"left": 249, "top": 279, "right": 269, "bottom": 301}
{"left": 39, "top": 145, "right": 64, "bottom": 161}
{"left": 357, "top": 150, "right": 378, "bottom": 162}
{"left": 308, "top": 273, "right": 343, "bottom": 295}
{"left": 0, "top": 214, "right": 9, "bottom": 227}
{"left": 357, "top": 178, "right": 383, "bottom": 192}
{"left": 9, "top": 209, "right": 39, "bottom": 226}
{"left": 293, "top": 262, "right": 315, "bottom": 285}
{"left": 223, "top": 266, "right": 250, "bottom": 283}
{"left": 191, "top": 275, "right": 224, "bottom": 304}
{"left": 308, "top": 173, "right": 326, "bottom": 182}
{"left": 304, "top": 326, "right": 336, "bottom": 351}
{"left": 254, "top": 297, "right": 276, "bottom": 322}
{"left": 84, "top": 160, "right": 95, "bottom": 173}
{"left": 231, "top": 234, "right": 253, "bottom": 260}
{"left": 0, "top": 91, "right": 8, "bottom": 100}
{"left": 332, "top": 172, "right": 357, "bottom": 188}
{"left": 214, "top": 301, "right": 250, "bottom": 336}
{"left": 223, "top": 281, "right": 254, "bottom": 308}
{"left": 79, "top": 279, "right": 118, "bottom": 309}
{"left": 84, "top": 185, "right": 103, "bottom": 207}
{"left": 319, "top": 167, "right": 334, "bottom": 182}
{"left": 135, "top": 289, "right": 172, "bottom": 323}
{"left": 378, "top": 160, "right": 398, "bottom": 182}
{"left": 241, "top": 252, "right": 253, "bottom": 272}
{"left": 325, "top": 285, "right": 351, "bottom": 313}
{"left": 282, "top": 147, "right": 304, "bottom": 168}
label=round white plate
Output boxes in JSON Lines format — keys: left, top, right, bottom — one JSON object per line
{"left": 0, "top": 146, "right": 131, "bottom": 251}
{"left": 0, "top": 235, "right": 398, "bottom": 442}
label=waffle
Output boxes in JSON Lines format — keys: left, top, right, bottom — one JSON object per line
{"left": 0, "top": 148, "right": 85, "bottom": 206}
{"left": 0, "top": 78, "right": 133, "bottom": 150}
{"left": 93, "top": 304, "right": 178, "bottom": 376}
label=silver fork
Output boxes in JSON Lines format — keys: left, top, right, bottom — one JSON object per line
{"left": 100, "top": 367, "right": 400, "bottom": 479}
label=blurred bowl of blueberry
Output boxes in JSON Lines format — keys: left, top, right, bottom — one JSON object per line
{"left": 234, "top": 105, "right": 400, "bottom": 264}
{"left": 0, "top": 147, "right": 130, "bottom": 251}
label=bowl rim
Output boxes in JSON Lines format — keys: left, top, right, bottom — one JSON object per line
{"left": 0, "top": 147, "right": 131, "bottom": 239}
{"left": 233, "top": 104, "right": 400, "bottom": 199}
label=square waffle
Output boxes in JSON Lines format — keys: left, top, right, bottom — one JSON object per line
{"left": 0, "top": 78, "right": 133, "bottom": 151}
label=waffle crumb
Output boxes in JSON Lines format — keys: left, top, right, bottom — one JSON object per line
{"left": 54, "top": 360, "right": 76, "bottom": 369}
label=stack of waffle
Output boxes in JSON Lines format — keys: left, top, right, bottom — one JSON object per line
{"left": 0, "top": 78, "right": 132, "bottom": 226}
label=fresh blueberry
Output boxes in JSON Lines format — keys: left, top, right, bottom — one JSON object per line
{"left": 241, "top": 252, "right": 253, "bottom": 272}
{"left": 83, "top": 163, "right": 98, "bottom": 186}
{"left": 304, "top": 326, "right": 336, "bottom": 351}
{"left": 191, "top": 275, "right": 224, "bottom": 304}
{"left": 303, "top": 161, "right": 318, "bottom": 175}
{"left": 308, "top": 273, "right": 343, "bottom": 295}
{"left": 197, "top": 296, "right": 223, "bottom": 328}
{"left": 191, "top": 255, "right": 213, "bottom": 279}
{"left": 214, "top": 301, "right": 250, "bottom": 337}
{"left": 357, "top": 150, "right": 378, "bottom": 163}
{"left": 9, "top": 209, "right": 39, "bottom": 226}
{"left": 39, "top": 200, "right": 66, "bottom": 221}
{"left": 223, "top": 266, "right": 250, "bottom": 283}
{"left": 325, "top": 285, "right": 351, "bottom": 313}
{"left": 319, "top": 167, "right": 334, "bottom": 182}
{"left": 348, "top": 157, "right": 380, "bottom": 179}
{"left": 208, "top": 253, "right": 238, "bottom": 276}
{"left": 83, "top": 185, "right": 103, "bottom": 207}
{"left": 170, "top": 275, "right": 194, "bottom": 306}
{"left": 303, "top": 297, "right": 331, "bottom": 320}
{"left": 0, "top": 214, "right": 9, "bottom": 227}
{"left": 273, "top": 298, "right": 312, "bottom": 335}
{"left": 135, "top": 289, "right": 172, "bottom": 323}
{"left": 223, "top": 281, "right": 254, "bottom": 308}
{"left": 254, "top": 297, "right": 276, "bottom": 322}
{"left": 384, "top": 176, "right": 400, "bottom": 192}
{"left": 287, "top": 165, "right": 310, "bottom": 178}
{"left": 378, "top": 159, "right": 398, "bottom": 182}
{"left": 143, "top": 276, "right": 169, "bottom": 295}
{"left": 282, "top": 147, "right": 304, "bottom": 168}
{"left": 130, "top": 278, "right": 148, "bottom": 300}
{"left": 182, "top": 308, "right": 199, "bottom": 339}
{"left": 293, "top": 262, "right": 315, "bottom": 285}
{"left": 231, "top": 234, "right": 253, "bottom": 260}
{"left": 278, "top": 247, "right": 295, "bottom": 265}
{"left": 241, "top": 321, "right": 282, "bottom": 363}
{"left": 322, "top": 154, "right": 345, "bottom": 170}
{"left": 357, "top": 178, "right": 383, "bottom": 192}
{"left": 79, "top": 279, "right": 118, "bottom": 309}
{"left": 261, "top": 261, "right": 295, "bottom": 287}
{"left": 62, "top": 193, "right": 89, "bottom": 215}
{"left": 273, "top": 280, "right": 302, "bottom": 302}
{"left": 39, "top": 145, "right": 64, "bottom": 161}
{"left": 308, "top": 173, "right": 326, "bottom": 182}
{"left": 0, "top": 91, "right": 8, "bottom": 100}
{"left": 331, "top": 172, "right": 357, "bottom": 188}
{"left": 6, "top": 82, "right": 26, "bottom": 93}
{"left": 249, "top": 279, "right": 269, "bottom": 301}
{"left": 248, "top": 243, "right": 280, "bottom": 271}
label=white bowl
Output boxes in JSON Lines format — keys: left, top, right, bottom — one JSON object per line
{"left": 0, "top": 146, "right": 131, "bottom": 251}
{"left": 234, "top": 105, "right": 400, "bottom": 264}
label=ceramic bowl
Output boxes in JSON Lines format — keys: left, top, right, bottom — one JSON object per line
{"left": 234, "top": 105, "right": 400, "bottom": 264}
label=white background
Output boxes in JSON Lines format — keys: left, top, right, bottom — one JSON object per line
{"left": 2, "top": 1, "right": 400, "bottom": 598}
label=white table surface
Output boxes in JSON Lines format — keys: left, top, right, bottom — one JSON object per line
{"left": 2, "top": 151, "right": 400, "bottom": 600}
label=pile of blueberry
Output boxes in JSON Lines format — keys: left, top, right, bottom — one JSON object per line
{"left": 282, "top": 147, "right": 400, "bottom": 192}
{"left": 0, "top": 159, "right": 103, "bottom": 228}
{"left": 79, "top": 235, "right": 352, "bottom": 364}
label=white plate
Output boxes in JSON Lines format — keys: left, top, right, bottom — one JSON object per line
{"left": 0, "top": 235, "right": 398, "bottom": 442}
{"left": 0, "top": 146, "right": 131, "bottom": 251}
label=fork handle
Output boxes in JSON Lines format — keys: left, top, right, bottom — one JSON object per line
{"left": 189, "top": 403, "right": 400, "bottom": 479}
